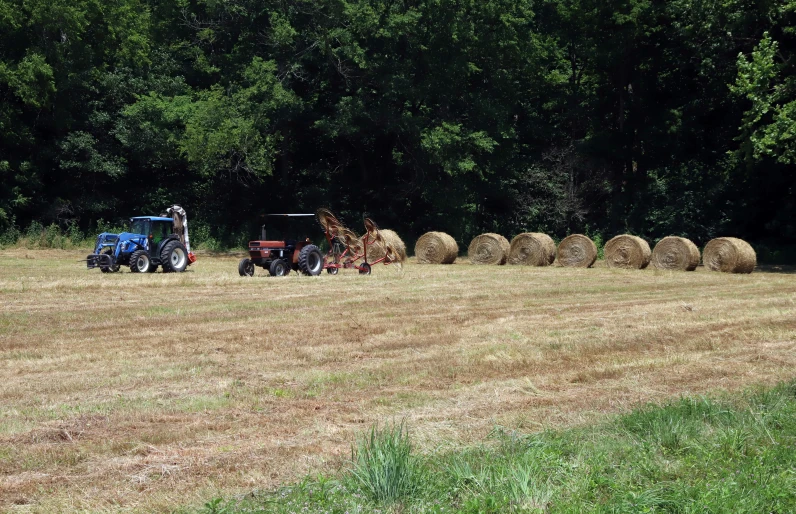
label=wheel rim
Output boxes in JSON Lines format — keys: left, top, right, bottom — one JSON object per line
{"left": 137, "top": 255, "right": 149, "bottom": 271}
{"left": 171, "top": 247, "right": 186, "bottom": 268}
{"left": 275, "top": 262, "right": 284, "bottom": 275}
{"left": 246, "top": 263, "right": 254, "bottom": 276}
{"left": 310, "top": 252, "right": 323, "bottom": 273}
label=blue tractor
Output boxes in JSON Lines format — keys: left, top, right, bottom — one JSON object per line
{"left": 86, "top": 205, "right": 196, "bottom": 273}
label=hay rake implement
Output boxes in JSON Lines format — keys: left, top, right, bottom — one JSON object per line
{"left": 316, "top": 209, "right": 401, "bottom": 275}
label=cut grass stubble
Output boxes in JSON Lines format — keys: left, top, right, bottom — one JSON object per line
{"left": 0, "top": 249, "right": 795, "bottom": 511}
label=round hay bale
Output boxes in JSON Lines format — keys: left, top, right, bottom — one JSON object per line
{"left": 604, "top": 234, "right": 651, "bottom": 269}
{"left": 556, "top": 234, "right": 597, "bottom": 268}
{"left": 508, "top": 233, "right": 556, "bottom": 266}
{"left": 415, "top": 231, "right": 459, "bottom": 264}
{"left": 703, "top": 237, "right": 756, "bottom": 274}
{"left": 651, "top": 236, "right": 700, "bottom": 271}
{"left": 468, "top": 233, "right": 510, "bottom": 265}
{"left": 362, "top": 229, "right": 407, "bottom": 263}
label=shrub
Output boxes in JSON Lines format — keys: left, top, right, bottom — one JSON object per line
{"left": 0, "top": 226, "right": 21, "bottom": 247}
{"left": 191, "top": 222, "right": 224, "bottom": 252}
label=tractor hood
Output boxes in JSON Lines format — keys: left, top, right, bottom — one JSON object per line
{"left": 96, "top": 231, "right": 146, "bottom": 243}
{"left": 93, "top": 232, "right": 149, "bottom": 255}
{"left": 116, "top": 232, "right": 147, "bottom": 241}
{"left": 98, "top": 233, "right": 119, "bottom": 243}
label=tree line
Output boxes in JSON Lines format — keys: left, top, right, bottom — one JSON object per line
{"left": 1, "top": 0, "right": 794, "bottom": 251}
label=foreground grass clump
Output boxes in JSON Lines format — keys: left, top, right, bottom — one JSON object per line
{"left": 351, "top": 422, "right": 419, "bottom": 504}
{"left": 198, "top": 381, "right": 796, "bottom": 513}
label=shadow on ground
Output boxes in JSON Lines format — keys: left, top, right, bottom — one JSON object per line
{"left": 757, "top": 264, "right": 796, "bottom": 274}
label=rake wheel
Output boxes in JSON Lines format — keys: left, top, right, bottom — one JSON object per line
{"left": 317, "top": 208, "right": 343, "bottom": 235}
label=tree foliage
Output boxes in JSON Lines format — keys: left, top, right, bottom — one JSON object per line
{"left": 1, "top": 0, "right": 794, "bottom": 245}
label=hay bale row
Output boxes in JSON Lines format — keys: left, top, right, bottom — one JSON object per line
{"left": 652, "top": 236, "right": 700, "bottom": 271}
{"left": 508, "top": 233, "right": 556, "bottom": 266}
{"left": 413, "top": 230, "right": 757, "bottom": 273}
{"left": 703, "top": 237, "right": 756, "bottom": 274}
{"left": 468, "top": 233, "right": 510, "bottom": 265}
{"left": 557, "top": 234, "right": 598, "bottom": 268}
{"left": 415, "top": 232, "right": 459, "bottom": 264}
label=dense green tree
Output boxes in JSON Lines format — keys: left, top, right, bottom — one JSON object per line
{"left": 1, "top": 0, "right": 794, "bottom": 250}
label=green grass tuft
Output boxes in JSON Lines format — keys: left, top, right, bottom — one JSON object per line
{"left": 350, "top": 420, "right": 419, "bottom": 504}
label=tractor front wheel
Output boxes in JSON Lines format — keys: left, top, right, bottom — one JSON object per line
{"left": 130, "top": 250, "right": 152, "bottom": 273}
{"left": 161, "top": 240, "right": 189, "bottom": 273}
{"left": 239, "top": 258, "right": 255, "bottom": 277}
{"left": 298, "top": 245, "right": 324, "bottom": 276}
{"left": 269, "top": 259, "right": 290, "bottom": 277}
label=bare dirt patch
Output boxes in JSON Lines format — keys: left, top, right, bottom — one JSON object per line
{"left": 1, "top": 250, "right": 795, "bottom": 511}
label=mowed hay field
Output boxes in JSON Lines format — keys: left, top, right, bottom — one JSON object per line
{"left": 1, "top": 250, "right": 795, "bottom": 512}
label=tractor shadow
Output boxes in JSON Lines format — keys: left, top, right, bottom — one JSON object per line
{"left": 756, "top": 264, "right": 796, "bottom": 275}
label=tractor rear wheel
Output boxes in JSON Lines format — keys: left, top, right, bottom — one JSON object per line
{"left": 269, "top": 259, "right": 290, "bottom": 277}
{"left": 130, "top": 250, "right": 152, "bottom": 273}
{"left": 100, "top": 249, "right": 120, "bottom": 273}
{"left": 298, "top": 244, "right": 323, "bottom": 276}
{"left": 161, "top": 240, "right": 189, "bottom": 273}
{"left": 239, "top": 258, "right": 255, "bottom": 277}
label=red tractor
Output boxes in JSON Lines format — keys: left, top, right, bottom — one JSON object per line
{"left": 238, "top": 210, "right": 401, "bottom": 277}
{"left": 238, "top": 214, "right": 324, "bottom": 277}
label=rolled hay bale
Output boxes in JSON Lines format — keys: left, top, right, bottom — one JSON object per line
{"left": 415, "top": 231, "right": 459, "bottom": 264}
{"left": 508, "top": 233, "right": 556, "bottom": 266}
{"left": 651, "top": 236, "right": 700, "bottom": 271}
{"left": 703, "top": 237, "right": 756, "bottom": 274}
{"left": 604, "top": 234, "right": 652, "bottom": 269}
{"left": 468, "top": 233, "right": 510, "bottom": 265}
{"left": 362, "top": 229, "right": 408, "bottom": 263}
{"left": 556, "top": 234, "right": 598, "bottom": 268}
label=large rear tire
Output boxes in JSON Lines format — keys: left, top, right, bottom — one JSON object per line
{"left": 239, "top": 258, "right": 254, "bottom": 277}
{"left": 298, "top": 244, "right": 324, "bottom": 276}
{"left": 129, "top": 250, "right": 152, "bottom": 273}
{"left": 161, "top": 240, "right": 189, "bottom": 273}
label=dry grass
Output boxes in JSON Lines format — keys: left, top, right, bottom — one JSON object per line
{"left": 1, "top": 249, "right": 795, "bottom": 512}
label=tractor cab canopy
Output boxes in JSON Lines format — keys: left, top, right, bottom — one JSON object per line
{"left": 131, "top": 216, "right": 174, "bottom": 221}
{"left": 128, "top": 217, "right": 175, "bottom": 245}
{"left": 260, "top": 214, "right": 317, "bottom": 242}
